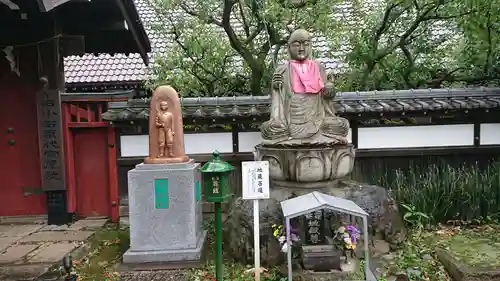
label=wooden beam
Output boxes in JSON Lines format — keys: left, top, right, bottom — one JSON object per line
{"left": 114, "top": 0, "right": 149, "bottom": 65}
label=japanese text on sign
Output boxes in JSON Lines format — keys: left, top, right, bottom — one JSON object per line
{"left": 241, "top": 161, "right": 270, "bottom": 200}
{"left": 305, "top": 210, "right": 324, "bottom": 244}
{"left": 212, "top": 176, "right": 220, "bottom": 194}
{"left": 37, "top": 89, "right": 66, "bottom": 191}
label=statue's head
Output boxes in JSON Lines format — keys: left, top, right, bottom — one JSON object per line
{"left": 288, "top": 29, "right": 312, "bottom": 61}
{"left": 159, "top": 101, "right": 168, "bottom": 111}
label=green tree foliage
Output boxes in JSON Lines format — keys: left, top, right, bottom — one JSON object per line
{"left": 338, "top": 0, "right": 500, "bottom": 91}
{"left": 148, "top": 0, "right": 500, "bottom": 95}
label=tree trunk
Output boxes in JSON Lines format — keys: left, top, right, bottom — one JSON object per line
{"left": 250, "top": 68, "right": 263, "bottom": 95}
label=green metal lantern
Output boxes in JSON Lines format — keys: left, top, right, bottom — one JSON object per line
{"left": 200, "top": 151, "right": 234, "bottom": 203}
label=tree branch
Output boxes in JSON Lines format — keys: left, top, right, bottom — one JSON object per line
{"left": 484, "top": 9, "right": 493, "bottom": 74}
{"left": 179, "top": 3, "right": 223, "bottom": 27}
{"left": 221, "top": 0, "right": 259, "bottom": 70}
{"left": 237, "top": 0, "right": 250, "bottom": 37}
{"left": 422, "top": 67, "right": 464, "bottom": 87}
{"left": 243, "top": 23, "right": 265, "bottom": 45}
{"left": 371, "top": 2, "right": 399, "bottom": 54}
{"left": 171, "top": 26, "right": 219, "bottom": 80}
{"left": 400, "top": 42, "right": 415, "bottom": 88}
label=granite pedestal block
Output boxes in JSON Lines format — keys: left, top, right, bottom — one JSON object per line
{"left": 123, "top": 160, "right": 206, "bottom": 265}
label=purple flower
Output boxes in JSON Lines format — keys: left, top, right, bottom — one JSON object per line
{"left": 345, "top": 225, "right": 359, "bottom": 245}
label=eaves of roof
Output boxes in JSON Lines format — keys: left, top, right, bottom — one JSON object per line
{"left": 100, "top": 88, "right": 500, "bottom": 121}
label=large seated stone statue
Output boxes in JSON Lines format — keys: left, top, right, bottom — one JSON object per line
{"left": 261, "top": 29, "right": 350, "bottom": 146}
{"left": 255, "top": 29, "right": 355, "bottom": 186}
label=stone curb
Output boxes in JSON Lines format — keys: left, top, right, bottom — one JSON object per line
{"left": 435, "top": 247, "right": 500, "bottom": 281}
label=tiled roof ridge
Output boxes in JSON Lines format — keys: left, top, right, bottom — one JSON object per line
{"left": 123, "top": 87, "right": 500, "bottom": 105}
{"left": 101, "top": 87, "right": 500, "bottom": 121}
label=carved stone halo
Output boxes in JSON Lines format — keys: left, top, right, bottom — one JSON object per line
{"left": 144, "top": 86, "right": 190, "bottom": 164}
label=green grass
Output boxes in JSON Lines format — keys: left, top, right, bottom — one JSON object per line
{"left": 63, "top": 221, "right": 499, "bottom": 281}
{"left": 73, "top": 225, "right": 129, "bottom": 281}
{"left": 370, "top": 161, "right": 500, "bottom": 223}
{"left": 379, "top": 230, "right": 449, "bottom": 281}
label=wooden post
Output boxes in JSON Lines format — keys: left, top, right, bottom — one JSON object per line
{"left": 107, "top": 126, "right": 119, "bottom": 222}
{"left": 36, "top": 16, "right": 68, "bottom": 224}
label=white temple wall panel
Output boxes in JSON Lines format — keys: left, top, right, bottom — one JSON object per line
{"left": 119, "top": 124, "right": 495, "bottom": 157}
{"left": 480, "top": 124, "right": 500, "bottom": 145}
{"left": 120, "top": 132, "right": 233, "bottom": 157}
{"left": 357, "top": 124, "right": 474, "bottom": 149}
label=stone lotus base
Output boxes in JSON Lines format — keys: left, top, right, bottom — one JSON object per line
{"left": 254, "top": 143, "right": 355, "bottom": 186}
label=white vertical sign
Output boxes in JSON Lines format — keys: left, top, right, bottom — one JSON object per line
{"left": 242, "top": 161, "right": 270, "bottom": 200}
{"left": 241, "top": 161, "right": 270, "bottom": 281}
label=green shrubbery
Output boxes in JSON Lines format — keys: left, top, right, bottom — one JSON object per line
{"left": 371, "top": 161, "right": 500, "bottom": 224}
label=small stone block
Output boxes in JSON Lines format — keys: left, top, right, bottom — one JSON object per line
{"left": 0, "top": 225, "right": 44, "bottom": 238}
{"left": 68, "top": 219, "right": 108, "bottom": 231}
{"left": 28, "top": 243, "right": 78, "bottom": 263}
{"left": 40, "top": 224, "right": 70, "bottom": 232}
{"left": 340, "top": 260, "right": 358, "bottom": 273}
{"left": 0, "top": 264, "right": 50, "bottom": 280}
{"left": 119, "top": 217, "right": 130, "bottom": 227}
{"left": 0, "top": 244, "right": 38, "bottom": 264}
{"left": 20, "top": 231, "right": 94, "bottom": 243}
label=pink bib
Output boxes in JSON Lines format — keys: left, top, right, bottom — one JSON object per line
{"left": 290, "top": 60, "right": 324, "bottom": 94}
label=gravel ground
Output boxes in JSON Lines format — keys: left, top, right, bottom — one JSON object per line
{"left": 119, "top": 270, "right": 189, "bottom": 281}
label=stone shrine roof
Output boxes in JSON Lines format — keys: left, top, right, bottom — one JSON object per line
{"left": 101, "top": 88, "right": 500, "bottom": 121}
{"left": 280, "top": 191, "right": 368, "bottom": 218}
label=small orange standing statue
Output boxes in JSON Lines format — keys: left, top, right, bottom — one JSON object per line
{"left": 144, "top": 86, "right": 190, "bottom": 164}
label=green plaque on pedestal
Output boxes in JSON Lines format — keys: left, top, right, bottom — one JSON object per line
{"left": 195, "top": 181, "right": 201, "bottom": 202}
{"left": 154, "top": 179, "right": 169, "bottom": 209}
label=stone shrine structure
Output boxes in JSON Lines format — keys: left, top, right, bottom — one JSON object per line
{"left": 225, "top": 29, "right": 406, "bottom": 272}
{"left": 123, "top": 86, "right": 206, "bottom": 267}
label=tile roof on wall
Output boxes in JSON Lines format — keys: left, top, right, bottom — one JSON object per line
{"left": 64, "top": 53, "right": 147, "bottom": 84}
{"left": 101, "top": 88, "right": 500, "bottom": 121}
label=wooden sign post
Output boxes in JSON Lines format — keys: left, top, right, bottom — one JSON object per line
{"left": 242, "top": 161, "right": 270, "bottom": 281}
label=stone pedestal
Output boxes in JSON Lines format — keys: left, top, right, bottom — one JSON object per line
{"left": 123, "top": 160, "right": 206, "bottom": 266}
{"left": 302, "top": 245, "right": 343, "bottom": 271}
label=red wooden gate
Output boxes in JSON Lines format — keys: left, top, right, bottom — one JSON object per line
{"left": 62, "top": 99, "right": 119, "bottom": 221}
{"left": 73, "top": 128, "right": 110, "bottom": 217}
{"left": 0, "top": 72, "right": 46, "bottom": 216}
